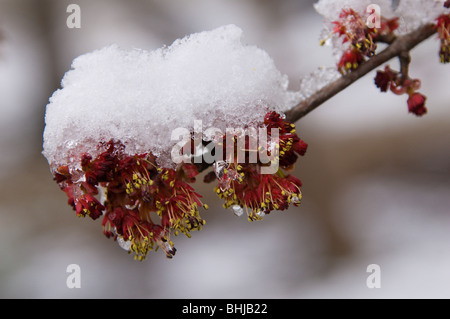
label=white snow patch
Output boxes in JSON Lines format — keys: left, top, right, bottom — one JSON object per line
{"left": 42, "top": 25, "right": 301, "bottom": 171}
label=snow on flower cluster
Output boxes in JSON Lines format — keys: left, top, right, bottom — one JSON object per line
{"left": 43, "top": 24, "right": 301, "bottom": 172}
{"left": 314, "top": 0, "right": 449, "bottom": 61}
{"left": 42, "top": 24, "right": 310, "bottom": 260}
{"left": 313, "top": 0, "right": 449, "bottom": 115}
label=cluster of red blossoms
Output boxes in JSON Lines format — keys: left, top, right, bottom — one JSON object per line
{"left": 54, "top": 141, "right": 207, "bottom": 260}
{"left": 326, "top": 8, "right": 399, "bottom": 74}
{"left": 327, "top": 3, "right": 450, "bottom": 116}
{"left": 52, "top": 112, "right": 307, "bottom": 260}
{"left": 204, "top": 111, "right": 307, "bottom": 221}
{"left": 374, "top": 65, "right": 427, "bottom": 116}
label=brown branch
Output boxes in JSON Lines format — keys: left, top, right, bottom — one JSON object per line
{"left": 399, "top": 51, "right": 411, "bottom": 81}
{"left": 285, "top": 23, "right": 437, "bottom": 123}
{"left": 196, "top": 24, "right": 437, "bottom": 174}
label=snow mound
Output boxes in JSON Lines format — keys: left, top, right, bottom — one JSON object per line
{"left": 42, "top": 24, "right": 301, "bottom": 170}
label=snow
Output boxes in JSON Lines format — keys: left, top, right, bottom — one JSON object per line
{"left": 42, "top": 24, "right": 302, "bottom": 171}
{"left": 314, "top": 0, "right": 394, "bottom": 22}
{"left": 395, "top": 0, "right": 450, "bottom": 34}
{"left": 299, "top": 66, "right": 341, "bottom": 99}
{"left": 231, "top": 205, "right": 244, "bottom": 217}
{"left": 314, "top": 0, "right": 449, "bottom": 60}
{"left": 313, "top": 0, "right": 449, "bottom": 25}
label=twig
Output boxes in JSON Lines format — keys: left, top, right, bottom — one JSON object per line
{"left": 285, "top": 23, "right": 437, "bottom": 123}
{"left": 399, "top": 51, "right": 411, "bottom": 81}
{"left": 196, "top": 24, "right": 437, "bottom": 173}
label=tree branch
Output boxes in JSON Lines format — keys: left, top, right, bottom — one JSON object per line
{"left": 285, "top": 23, "right": 437, "bottom": 123}
{"left": 196, "top": 24, "right": 437, "bottom": 174}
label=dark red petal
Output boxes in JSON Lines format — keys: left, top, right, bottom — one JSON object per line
{"left": 374, "top": 70, "right": 391, "bottom": 92}
{"left": 203, "top": 171, "right": 217, "bottom": 183}
{"left": 407, "top": 93, "right": 427, "bottom": 116}
{"left": 293, "top": 139, "right": 308, "bottom": 156}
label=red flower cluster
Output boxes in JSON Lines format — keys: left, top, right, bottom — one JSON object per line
{"left": 54, "top": 140, "right": 206, "bottom": 261}
{"left": 328, "top": 8, "right": 398, "bottom": 74}
{"left": 436, "top": 13, "right": 450, "bottom": 63}
{"left": 52, "top": 112, "right": 307, "bottom": 260}
{"left": 374, "top": 65, "right": 427, "bottom": 116}
{"left": 204, "top": 112, "right": 307, "bottom": 221}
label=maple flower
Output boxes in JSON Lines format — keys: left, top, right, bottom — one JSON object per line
{"left": 207, "top": 111, "right": 307, "bottom": 221}
{"left": 52, "top": 140, "right": 207, "bottom": 261}
{"left": 338, "top": 48, "right": 365, "bottom": 74}
{"left": 374, "top": 65, "right": 427, "bottom": 116}
{"left": 407, "top": 92, "right": 427, "bottom": 117}
{"left": 49, "top": 110, "right": 308, "bottom": 260}
{"left": 374, "top": 66, "right": 396, "bottom": 92}
{"left": 436, "top": 13, "right": 450, "bottom": 63}
{"left": 326, "top": 8, "right": 399, "bottom": 74}
{"left": 332, "top": 8, "right": 377, "bottom": 57}
{"left": 375, "top": 17, "right": 399, "bottom": 38}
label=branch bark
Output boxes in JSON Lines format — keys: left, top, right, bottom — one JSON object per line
{"left": 196, "top": 24, "right": 437, "bottom": 174}
{"left": 285, "top": 23, "right": 437, "bottom": 123}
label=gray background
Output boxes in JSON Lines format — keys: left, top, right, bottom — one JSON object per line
{"left": 0, "top": 0, "right": 449, "bottom": 298}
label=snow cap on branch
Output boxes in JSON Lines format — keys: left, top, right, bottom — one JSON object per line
{"left": 43, "top": 24, "right": 301, "bottom": 171}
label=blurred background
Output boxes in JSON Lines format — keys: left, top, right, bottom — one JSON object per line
{"left": 0, "top": 0, "right": 449, "bottom": 298}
